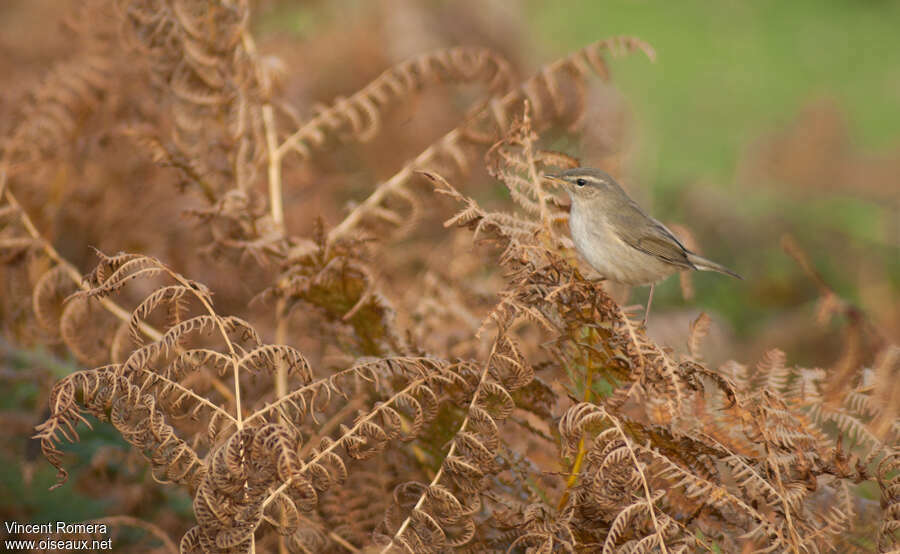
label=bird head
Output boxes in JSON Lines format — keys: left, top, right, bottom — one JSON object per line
{"left": 544, "top": 167, "right": 624, "bottom": 207}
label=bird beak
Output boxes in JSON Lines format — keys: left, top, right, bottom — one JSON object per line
{"left": 543, "top": 173, "right": 566, "bottom": 186}
{"left": 543, "top": 173, "right": 573, "bottom": 192}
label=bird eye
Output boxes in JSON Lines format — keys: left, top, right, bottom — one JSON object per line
{"left": 575, "top": 178, "right": 586, "bottom": 187}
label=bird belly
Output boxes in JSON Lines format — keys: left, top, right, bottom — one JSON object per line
{"left": 569, "top": 211, "right": 675, "bottom": 286}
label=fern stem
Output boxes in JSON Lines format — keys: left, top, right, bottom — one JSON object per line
{"left": 263, "top": 103, "right": 284, "bottom": 231}
{"left": 274, "top": 297, "right": 288, "bottom": 400}
{"left": 328, "top": 532, "right": 360, "bottom": 552}
{"left": 240, "top": 29, "right": 285, "bottom": 233}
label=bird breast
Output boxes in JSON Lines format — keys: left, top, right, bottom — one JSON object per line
{"left": 569, "top": 204, "right": 676, "bottom": 286}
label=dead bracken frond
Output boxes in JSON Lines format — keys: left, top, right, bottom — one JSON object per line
{"left": 278, "top": 46, "right": 515, "bottom": 160}
{"left": 326, "top": 37, "right": 653, "bottom": 245}
{"left": 0, "top": 2, "right": 894, "bottom": 552}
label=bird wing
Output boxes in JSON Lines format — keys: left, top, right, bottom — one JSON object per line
{"left": 614, "top": 204, "right": 696, "bottom": 270}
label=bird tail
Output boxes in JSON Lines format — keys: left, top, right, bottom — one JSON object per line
{"left": 687, "top": 253, "right": 743, "bottom": 280}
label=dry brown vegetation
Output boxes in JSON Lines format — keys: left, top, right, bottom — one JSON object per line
{"left": 0, "top": 1, "right": 897, "bottom": 553}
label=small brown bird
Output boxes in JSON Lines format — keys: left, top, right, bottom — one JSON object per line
{"left": 545, "top": 167, "right": 741, "bottom": 324}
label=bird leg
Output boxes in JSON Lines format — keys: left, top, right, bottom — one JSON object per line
{"left": 642, "top": 283, "right": 655, "bottom": 327}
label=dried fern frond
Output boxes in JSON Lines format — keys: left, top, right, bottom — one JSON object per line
{"left": 559, "top": 403, "right": 692, "bottom": 553}
{"left": 261, "top": 219, "right": 409, "bottom": 358}
{"left": 34, "top": 250, "right": 502, "bottom": 550}
{"left": 327, "top": 36, "right": 654, "bottom": 244}
{"left": 241, "top": 356, "right": 481, "bottom": 549}
{"left": 119, "top": 0, "right": 266, "bottom": 194}
{"left": 35, "top": 253, "right": 241, "bottom": 483}
{"left": 484, "top": 102, "right": 578, "bottom": 228}
{"left": 383, "top": 332, "right": 533, "bottom": 552}
{"left": 278, "top": 46, "right": 515, "bottom": 160}
{"left": 421, "top": 106, "right": 896, "bottom": 550}
{"left": 2, "top": 55, "right": 115, "bottom": 168}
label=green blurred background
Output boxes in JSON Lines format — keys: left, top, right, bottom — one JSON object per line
{"left": 531, "top": 0, "right": 900, "bottom": 179}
